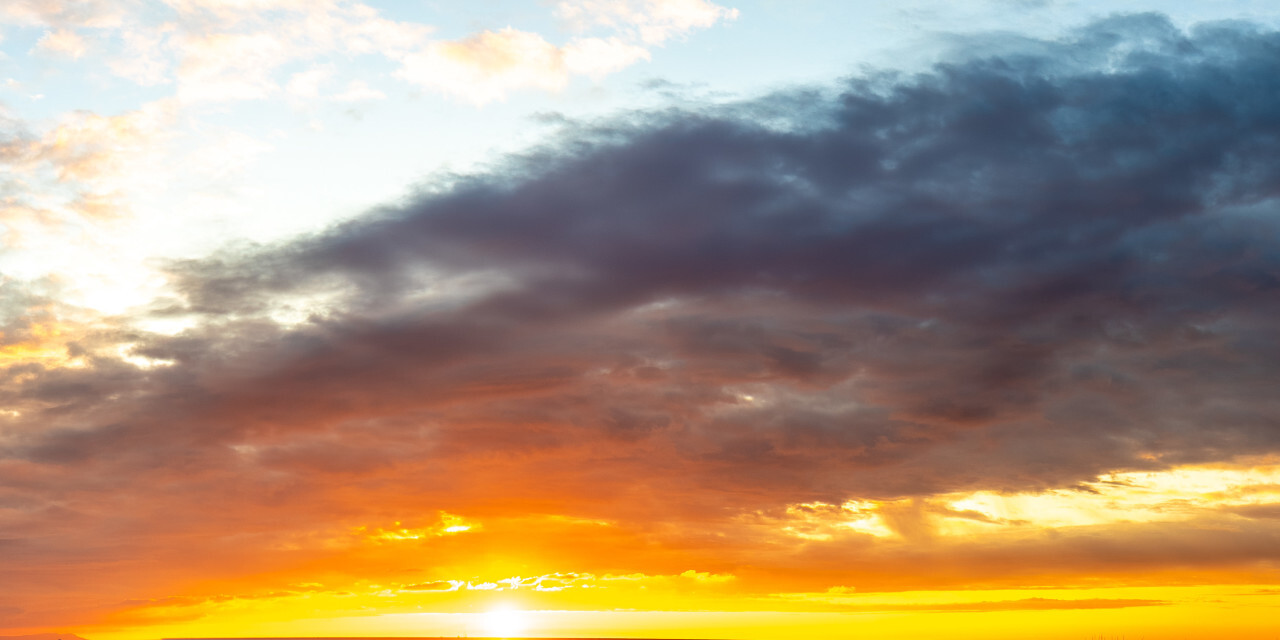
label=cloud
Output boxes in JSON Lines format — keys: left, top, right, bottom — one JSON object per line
{"left": 331, "top": 79, "right": 384, "bottom": 102}
{"left": 556, "top": 0, "right": 740, "bottom": 45}
{"left": 401, "top": 580, "right": 461, "bottom": 592}
{"left": 681, "top": 569, "right": 735, "bottom": 583}
{"left": 6, "top": 10, "right": 1280, "bottom": 628}
{"left": 34, "top": 101, "right": 177, "bottom": 185}
{"left": 175, "top": 31, "right": 290, "bottom": 102}
{"left": 397, "top": 27, "right": 653, "bottom": 104}
{"left": 1228, "top": 503, "right": 1280, "bottom": 519}
{"left": 7, "top": 0, "right": 732, "bottom": 108}
{"left": 397, "top": 28, "right": 568, "bottom": 103}
{"left": 397, "top": 0, "right": 736, "bottom": 103}
{"left": 0, "top": 99, "right": 180, "bottom": 270}
{"left": 32, "top": 28, "right": 88, "bottom": 58}
{"left": 563, "top": 36, "right": 652, "bottom": 78}
{"left": 208, "top": 15, "right": 1280, "bottom": 504}
{"left": 0, "top": 0, "right": 126, "bottom": 29}
{"left": 14, "top": 1, "right": 432, "bottom": 103}
{"left": 286, "top": 65, "right": 334, "bottom": 100}
{"left": 847, "top": 597, "right": 1168, "bottom": 613}
{"left": 105, "top": 22, "right": 174, "bottom": 85}
{"left": 0, "top": 98, "right": 177, "bottom": 206}
{"left": 162, "top": 2, "right": 427, "bottom": 103}
{"left": 0, "top": 635, "right": 89, "bottom": 640}
{"left": 127, "top": 12, "right": 1280, "bottom": 510}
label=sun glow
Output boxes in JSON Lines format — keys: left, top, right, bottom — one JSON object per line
{"left": 480, "top": 604, "right": 530, "bottom": 638}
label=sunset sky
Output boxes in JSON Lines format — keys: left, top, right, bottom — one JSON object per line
{"left": 3, "top": 1, "right": 1280, "bottom": 639}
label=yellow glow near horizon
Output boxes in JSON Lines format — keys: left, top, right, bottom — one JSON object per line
{"left": 81, "top": 585, "right": 1280, "bottom": 640}
{"left": 480, "top": 604, "right": 530, "bottom": 637}
{"left": 47, "top": 462, "right": 1280, "bottom": 640}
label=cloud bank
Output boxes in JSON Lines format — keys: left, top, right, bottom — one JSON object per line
{"left": 3, "top": 11, "right": 1280, "bottom": 629}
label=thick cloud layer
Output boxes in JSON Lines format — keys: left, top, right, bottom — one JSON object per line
{"left": 165, "top": 12, "right": 1280, "bottom": 488}
{"left": 3, "top": 12, "right": 1280, "bottom": 628}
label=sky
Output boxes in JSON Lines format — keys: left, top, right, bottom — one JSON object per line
{"left": 3, "top": 1, "right": 1280, "bottom": 639}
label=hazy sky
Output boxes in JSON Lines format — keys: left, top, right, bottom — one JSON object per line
{"left": 3, "top": 2, "right": 1280, "bottom": 639}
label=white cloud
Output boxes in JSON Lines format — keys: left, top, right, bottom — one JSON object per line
{"left": 33, "top": 98, "right": 179, "bottom": 186}
{"left": 160, "top": 0, "right": 329, "bottom": 19}
{"left": 396, "top": 0, "right": 737, "bottom": 103}
{"left": 165, "top": 2, "right": 430, "bottom": 103}
{"left": 0, "top": 0, "right": 128, "bottom": 29}
{"left": 9, "top": 1, "right": 734, "bottom": 106}
{"left": 33, "top": 28, "right": 88, "bottom": 58}
{"left": 557, "top": 0, "right": 739, "bottom": 44}
{"left": 332, "top": 79, "right": 385, "bottom": 102}
{"left": 175, "top": 31, "right": 289, "bottom": 102}
{"left": 108, "top": 24, "right": 176, "bottom": 85}
{"left": 398, "top": 27, "right": 570, "bottom": 104}
{"left": 563, "top": 36, "right": 651, "bottom": 77}
{"left": 287, "top": 64, "right": 335, "bottom": 99}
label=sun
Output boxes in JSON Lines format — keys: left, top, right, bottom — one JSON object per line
{"left": 480, "top": 604, "right": 529, "bottom": 638}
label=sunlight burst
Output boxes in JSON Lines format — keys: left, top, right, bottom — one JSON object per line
{"left": 480, "top": 605, "right": 529, "bottom": 637}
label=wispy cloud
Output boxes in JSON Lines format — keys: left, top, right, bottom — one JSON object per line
{"left": 397, "top": 0, "right": 737, "bottom": 103}
{"left": 557, "top": 0, "right": 740, "bottom": 44}
{"left": 32, "top": 28, "right": 88, "bottom": 58}
{"left": 0, "top": 0, "right": 127, "bottom": 29}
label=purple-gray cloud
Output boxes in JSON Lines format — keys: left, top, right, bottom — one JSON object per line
{"left": 149, "top": 13, "right": 1280, "bottom": 493}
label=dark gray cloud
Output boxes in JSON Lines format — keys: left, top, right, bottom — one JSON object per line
{"left": 20, "top": 14, "right": 1280, "bottom": 486}
{"left": 19, "top": 13, "right": 1280, "bottom": 484}
{"left": 158, "top": 13, "right": 1280, "bottom": 491}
